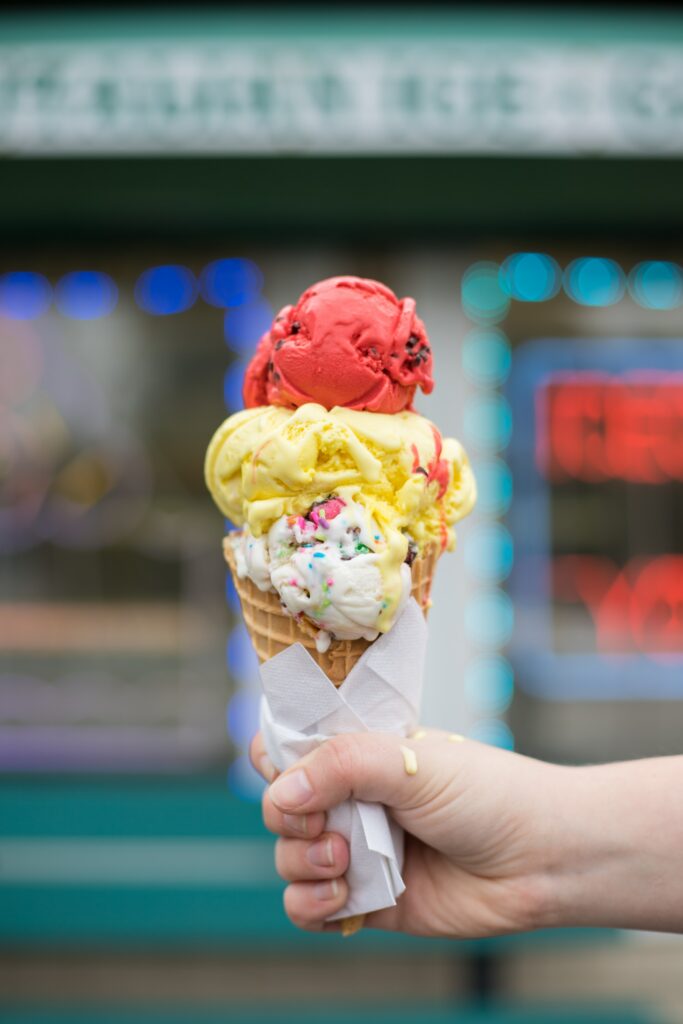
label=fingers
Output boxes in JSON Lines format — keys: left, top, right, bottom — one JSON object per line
{"left": 275, "top": 833, "right": 349, "bottom": 882}
{"left": 249, "top": 731, "right": 278, "bottom": 783}
{"left": 283, "top": 877, "right": 349, "bottom": 931}
{"left": 253, "top": 730, "right": 350, "bottom": 932}
{"left": 266, "top": 730, "right": 454, "bottom": 817}
{"left": 261, "top": 785, "right": 327, "bottom": 840}
{"left": 253, "top": 731, "right": 329, "bottom": 838}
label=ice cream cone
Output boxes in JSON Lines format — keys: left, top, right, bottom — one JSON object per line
{"left": 224, "top": 537, "right": 440, "bottom": 687}
{"left": 339, "top": 913, "right": 365, "bottom": 937}
{"left": 208, "top": 276, "right": 476, "bottom": 939}
{"left": 225, "top": 536, "right": 440, "bottom": 939}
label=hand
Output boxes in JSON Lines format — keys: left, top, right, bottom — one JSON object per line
{"left": 250, "top": 728, "right": 562, "bottom": 936}
{"left": 252, "top": 730, "right": 683, "bottom": 938}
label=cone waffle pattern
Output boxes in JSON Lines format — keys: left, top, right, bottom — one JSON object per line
{"left": 224, "top": 537, "right": 439, "bottom": 686}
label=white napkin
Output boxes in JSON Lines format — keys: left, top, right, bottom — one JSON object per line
{"left": 259, "top": 598, "right": 427, "bottom": 920}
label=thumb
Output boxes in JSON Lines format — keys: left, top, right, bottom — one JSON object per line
{"left": 266, "top": 730, "right": 457, "bottom": 815}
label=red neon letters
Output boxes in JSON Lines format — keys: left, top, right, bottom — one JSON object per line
{"left": 537, "top": 374, "right": 683, "bottom": 483}
{"left": 553, "top": 555, "right": 683, "bottom": 653}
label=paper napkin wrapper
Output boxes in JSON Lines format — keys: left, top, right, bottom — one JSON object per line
{"left": 259, "top": 598, "right": 427, "bottom": 920}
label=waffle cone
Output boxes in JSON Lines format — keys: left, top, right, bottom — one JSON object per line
{"left": 224, "top": 536, "right": 440, "bottom": 686}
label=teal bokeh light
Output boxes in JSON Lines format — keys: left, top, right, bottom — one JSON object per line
{"left": 629, "top": 261, "right": 683, "bottom": 310}
{"left": 462, "top": 328, "right": 512, "bottom": 387}
{"left": 564, "top": 257, "right": 625, "bottom": 307}
{"left": 461, "top": 262, "right": 510, "bottom": 324}
{"left": 463, "top": 394, "right": 512, "bottom": 452}
{"left": 499, "top": 252, "right": 561, "bottom": 302}
{"left": 468, "top": 719, "right": 515, "bottom": 750}
{"left": 465, "top": 656, "right": 514, "bottom": 715}
{"left": 464, "top": 590, "right": 514, "bottom": 647}
{"left": 471, "top": 459, "right": 513, "bottom": 516}
{"left": 464, "top": 523, "right": 514, "bottom": 583}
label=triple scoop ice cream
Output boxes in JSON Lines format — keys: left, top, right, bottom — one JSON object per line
{"left": 205, "top": 276, "right": 476, "bottom": 656}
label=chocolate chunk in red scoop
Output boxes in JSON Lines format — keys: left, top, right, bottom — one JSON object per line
{"left": 242, "top": 276, "right": 434, "bottom": 413}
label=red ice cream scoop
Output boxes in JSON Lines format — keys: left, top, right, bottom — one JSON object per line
{"left": 243, "top": 276, "right": 434, "bottom": 414}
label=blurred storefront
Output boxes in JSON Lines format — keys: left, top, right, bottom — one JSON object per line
{"left": 1, "top": 9, "right": 682, "bottom": 1024}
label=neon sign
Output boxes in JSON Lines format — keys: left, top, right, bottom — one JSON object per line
{"left": 537, "top": 374, "right": 683, "bottom": 484}
{"left": 553, "top": 555, "right": 683, "bottom": 654}
{"left": 506, "top": 339, "right": 683, "bottom": 701}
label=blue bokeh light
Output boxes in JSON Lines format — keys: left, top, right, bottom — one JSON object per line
{"left": 226, "top": 624, "right": 259, "bottom": 681}
{"left": 224, "top": 299, "right": 273, "bottom": 354}
{"left": 471, "top": 459, "right": 513, "bottom": 517}
{"left": 463, "top": 395, "right": 512, "bottom": 452}
{"left": 462, "top": 328, "right": 512, "bottom": 387}
{"left": 227, "top": 752, "right": 266, "bottom": 802}
{"left": 464, "top": 523, "right": 514, "bottom": 583}
{"left": 223, "top": 362, "right": 247, "bottom": 411}
{"left": 200, "top": 258, "right": 263, "bottom": 308}
{"left": 461, "top": 262, "right": 510, "bottom": 324}
{"left": 468, "top": 719, "right": 515, "bottom": 750}
{"left": 0, "top": 271, "right": 52, "bottom": 320}
{"left": 464, "top": 590, "right": 514, "bottom": 648}
{"left": 55, "top": 271, "right": 118, "bottom": 320}
{"left": 226, "top": 690, "right": 261, "bottom": 746}
{"left": 499, "top": 252, "right": 561, "bottom": 302}
{"left": 225, "top": 571, "right": 241, "bottom": 614}
{"left": 134, "top": 265, "right": 197, "bottom": 315}
{"left": 629, "top": 261, "right": 683, "bottom": 310}
{"left": 464, "top": 656, "right": 514, "bottom": 715}
{"left": 564, "top": 258, "right": 625, "bottom": 307}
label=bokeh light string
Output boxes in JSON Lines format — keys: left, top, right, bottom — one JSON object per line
{"left": 134, "top": 265, "right": 197, "bottom": 316}
{"left": 460, "top": 249, "right": 683, "bottom": 747}
{"left": 0, "top": 256, "right": 271, "bottom": 794}
{"left": 461, "top": 261, "right": 516, "bottom": 749}
{"left": 218, "top": 259, "right": 272, "bottom": 801}
{"left": 1, "top": 255, "right": 679, "bottom": 324}
{"left": 0, "top": 271, "right": 51, "bottom": 320}
{"left": 55, "top": 272, "right": 118, "bottom": 320}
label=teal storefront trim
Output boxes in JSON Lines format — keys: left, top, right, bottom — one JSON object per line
{"left": 2, "top": 9, "right": 683, "bottom": 46}
{"left": 0, "top": 778, "right": 621, "bottom": 952}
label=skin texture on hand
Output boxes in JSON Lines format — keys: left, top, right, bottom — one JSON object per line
{"left": 251, "top": 730, "right": 683, "bottom": 938}
{"left": 250, "top": 728, "right": 562, "bottom": 936}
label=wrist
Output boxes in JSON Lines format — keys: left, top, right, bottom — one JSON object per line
{"left": 529, "top": 764, "right": 595, "bottom": 930}
{"left": 532, "top": 758, "right": 683, "bottom": 933}
{"left": 515, "top": 762, "right": 586, "bottom": 931}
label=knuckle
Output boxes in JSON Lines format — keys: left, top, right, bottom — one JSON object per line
{"left": 324, "top": 734, "right": 365, "bottom": 790}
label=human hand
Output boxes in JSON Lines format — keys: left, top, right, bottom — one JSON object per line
{"left": 250, "top": 728, "right": 563, "bottom": 937}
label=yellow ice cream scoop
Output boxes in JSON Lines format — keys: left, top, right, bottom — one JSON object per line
{"left": 204, "top": 402, "right": 476, "bottom": 554}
